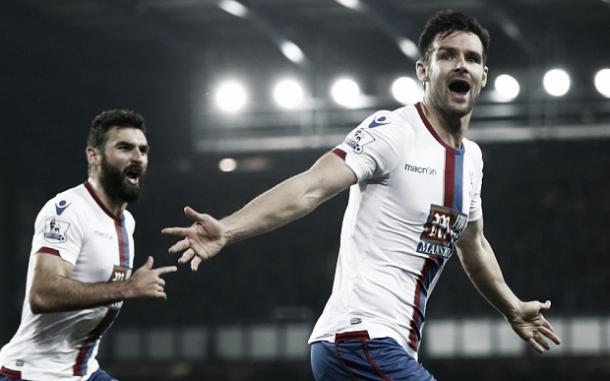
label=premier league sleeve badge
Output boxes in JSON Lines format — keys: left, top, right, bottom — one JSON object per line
{"left": 43, "top": 217, "right": 71, "bottom": 243}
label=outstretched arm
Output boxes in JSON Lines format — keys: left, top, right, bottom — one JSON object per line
{"left": 162, "top": 151, "right": 357, "bottom": 270}
{"left": 455, "top": 218, "right": 561, "bottom": 353}
{"left": 29, "top": 254, "right": 176, "bottom": 314}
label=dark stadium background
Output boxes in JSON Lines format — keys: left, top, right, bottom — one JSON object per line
{"left": 2, "top": 1, "right": 609, "bottom": 380}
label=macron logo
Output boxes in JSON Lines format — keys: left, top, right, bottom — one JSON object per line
{"left": 55, "top": 200, "right": 71, "bottom": 215}
{"left": 368, "top": 115, "right": 390, "bottom": 129}
{"left": 404, "top": 163, "right": 437, "bottom": 176}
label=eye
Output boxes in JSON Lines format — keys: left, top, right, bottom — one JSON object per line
{"left": 466, "top": 54, "right": 481, "bottom": 64}
{"left": 439, "top": 52, "right": 454, "bottom": 60}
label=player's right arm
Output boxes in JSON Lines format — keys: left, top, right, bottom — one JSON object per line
{"left": 29, "top": 254, "right": 176, "bottom": 314}
{"left": 162, "top": 151, "right": 357, "bottom": 271}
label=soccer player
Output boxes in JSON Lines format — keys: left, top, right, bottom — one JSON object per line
{"left": 162, "top": 10, "right": 561, "bottom": 380}
{"left": 0, "top": 110, "right": 177, "bottom": 381}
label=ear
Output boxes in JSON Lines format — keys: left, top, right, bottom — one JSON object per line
{"left": 416, "top": 59, "right": 429, "bottom": 83}
{"left": 481, "top": 65, "right": 489, "bottom": 88}
{"left": 86, "top": 146, "right": 100, "bottom": 167}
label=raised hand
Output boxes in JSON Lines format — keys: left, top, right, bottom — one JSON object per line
{"left": 128, "top": 256, "right": 177, "bottom": 300}
{"left": 508, "top": 300, "right": 561, "bottom": 353}
{"left": 161, "top": 206, "right": 227, "bottom": 271}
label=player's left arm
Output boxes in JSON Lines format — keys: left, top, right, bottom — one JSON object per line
{"left": 456, "top": 217, "right": 561, "bottom": 353}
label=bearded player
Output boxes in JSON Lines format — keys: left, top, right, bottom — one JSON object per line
{"left": 0, "top": 110, "right": 176, "bottom": 381}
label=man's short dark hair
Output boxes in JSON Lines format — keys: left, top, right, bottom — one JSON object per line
{"left": 88, "top": 109, "right": 146, "bottom": 149}
{"left": 418, "top": 10, "right": 490, "bottom": 64}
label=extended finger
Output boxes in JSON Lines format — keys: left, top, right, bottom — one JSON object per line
{"left": 155, "top": 265, "right": 178, "bottom": 276}
{"left": 528, "top": 337, "right": 545, "bottom": 353}
{"left": 191, "top": 256, "right": 202, "bottom": 272}
{"left": 538, "top": 326, "right": 561, "bottom": 345}
{"left": 168, "top": 238, "right": 191, "bottom": 254}
{"left": 178, "top": 248, "right": 195, "bottom": 264}
{"left": 533, "top": 333, "right": 550, "bottom": 351}
{"left": 184, "top": 206, "right": 205, "bottom": 222}
{"left": 540, "top": 317, "right": 556, "bottom": 334}
{"left": 162, "top": 226, "right": 191, "bottom": 237}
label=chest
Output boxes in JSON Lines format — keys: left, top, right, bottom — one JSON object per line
{"left": 387, "top": 142, "right": 478, "bottom": 222}
{"left": 71, "top": 218, "right": 134, "bottom": 283}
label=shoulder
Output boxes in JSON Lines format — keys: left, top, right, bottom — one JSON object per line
{"left": 353, "top": 107, "right": 416, "bottom": 142}
{"left": 463, "top": 138, "right": 483, "bottom": 160}
{"left": 34, "top": 184, "right": 90, "bottom": 242}
{"left": 37, "top": 184, "right": 89, "bottom": 221}
{"left": 463, "top": 138, "right": 484, "bottom": 173}
{"left": 122, "top": 209, "right": 136, "bottom": 232}
{"left": 365, "top": 106, "right": 415, "bottom": 130}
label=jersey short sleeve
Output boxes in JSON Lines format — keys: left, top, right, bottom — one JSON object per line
{"left": 335, "top": 110, "right": 409, "bottom": 182}
{"left": 31, "top": 196, "right": 86, "bottom": 265}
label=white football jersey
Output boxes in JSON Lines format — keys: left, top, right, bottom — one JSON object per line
{"left": 0, "top": 181, "right": 135, "bottom": 380}
{"left": 308, "top": 103, "right": 483, "bottom": 359}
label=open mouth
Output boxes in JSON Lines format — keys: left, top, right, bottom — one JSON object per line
{"left": 448, "top": 79, "right": 471, "bottom": 95}
{"left": 124, "top": 167, "right": 142, "bottom": 185}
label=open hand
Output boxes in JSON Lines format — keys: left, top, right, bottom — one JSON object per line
{"left": 508, "top": 300, "right": 561, "bottom": 353}
{"left": 161, "top": 206, "right": 227, "bottom": 271}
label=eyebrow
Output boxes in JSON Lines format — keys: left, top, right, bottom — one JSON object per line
{"left": 436, "top": 46, "right": 483, "bottom": 61}
{"left": 115, "top": 141, "right": 149, "bottom": 150}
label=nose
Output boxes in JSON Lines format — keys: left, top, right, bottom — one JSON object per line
{"left": 129, "top": 148, "right": 144, "bottom": 163}
{"left": 453, "top": 54, "right": 469, "bottom": 73}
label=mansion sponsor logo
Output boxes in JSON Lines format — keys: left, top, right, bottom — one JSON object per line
{"left": 416, "top": 204, "right": 468, "bottom": 259}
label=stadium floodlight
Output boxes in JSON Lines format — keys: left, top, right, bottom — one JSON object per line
{"left": 335, "top": 0, "right": 360, "bottom": 10}
{"left": 330, "top": 77, "right": 361, "bottom": 108}
{"left": 215, "top": 79, "right": 248, "bottom": 113}
{"left": 391, "top": 76, "right": 423, "bottom": 105}
{"left": 594, "top": 68, "right": 610, "bottom": 98}
{"left": 273, "top": 78, "right": 304, "bottom": 109}
{"left": 543, "top": 68, "right": 571, "bottom": 97}
{"left": 398, "top": 38, "right": 419, "bottom": 60}
{"left": 218, "top": 0, "right": 248, "bottom": 18}
{"left": 493, "top": 74, "right": 520, "bottom": 102}
{"left": 280, "top": 41, "right": 305, "bottom": 64}
{"left": 218, "top": 158, "right": 237, "bottom": 172}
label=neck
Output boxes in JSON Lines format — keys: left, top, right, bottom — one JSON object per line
{"left": 421, "top": 98, "right": 472, "bottom": 149}
{"left": 87, "top": 177, "right": 127, "bottom": 217}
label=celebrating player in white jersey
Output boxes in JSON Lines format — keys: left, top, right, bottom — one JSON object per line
{"left": 0, "top": 110, "right": 177, "bottom": 381}
{"left": 162, "top": 10, "right": 561, "bottom": 381}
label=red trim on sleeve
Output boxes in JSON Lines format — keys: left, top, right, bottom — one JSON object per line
{"left": 36, "top": 246, "right": 60, "bottom": 257}
{"left": 0, "top": 366, "right": 22, "bottom": 379}
{"left": 332, "top": 148, "right": 347, "bottom": 160}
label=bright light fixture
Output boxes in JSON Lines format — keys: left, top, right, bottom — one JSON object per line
{"left": 273, "top": 79, "right": 304, "bottom": 109}
{"left": 493, "top": 74, "right": 520, "bottom": 101}
{"left": 280, "top": 41, "right": 305, "bottom": 64}
{"left": 335, "top": 0, "right": 360, "bottom": 10}
{"left": 215, "top": 80, "right": 247, "bottom": 113}
{"left": 330, "top": 77, "right": 361, "bottom": 108}
{"left": 218, "top": 158, "right": 237, "bottom": 172}
{"left": 543, "top": 68, "right": 571, "bottom": 97}
{"left": 218, "top": 0, "right": 248, "bottom": 18}
{"left": 391, "top": 76, "right": 423, "bottom": 104}
{"left": 398, "top": 38, "right": 419, "bottom": 60}
{"left": 594, "top": 68, "right": 610, "bottom": 98}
